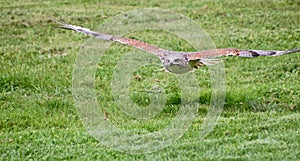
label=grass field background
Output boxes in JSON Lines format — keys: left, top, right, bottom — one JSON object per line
{"left": 1, "top": 0, "right": 299, "bottom": 160}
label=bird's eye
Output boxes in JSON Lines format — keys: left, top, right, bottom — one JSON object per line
{"left": 165, "top": 59, "right": 170, "bottom": 63}
{"left": 174, "top": 59, "right": 181, "bottom": 62}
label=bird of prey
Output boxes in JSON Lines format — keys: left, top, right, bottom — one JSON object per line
{"left": 53, "top": 19, "right": 300, "bottom": 74}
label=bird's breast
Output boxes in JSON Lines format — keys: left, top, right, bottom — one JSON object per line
{"left": 166, "top": 63, "right": 193, "bottom": 74}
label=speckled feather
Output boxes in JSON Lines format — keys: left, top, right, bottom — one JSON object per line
{"left": 53, "top": 19, "right": 300, "bottom": 74}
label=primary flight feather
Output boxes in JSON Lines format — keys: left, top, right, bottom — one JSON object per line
{"left": 53, "top": 19, "right": 300, "bottom": 74}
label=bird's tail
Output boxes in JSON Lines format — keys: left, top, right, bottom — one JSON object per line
{"left": 238, "top": 47, "right": 300, "bottom": 57}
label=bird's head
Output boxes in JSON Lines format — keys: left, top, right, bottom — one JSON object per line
{"left": 162, "top": 53, "right": 193, "bottom": 74}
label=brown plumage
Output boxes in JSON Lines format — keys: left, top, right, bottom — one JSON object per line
{"left": 53, "top": 19, "right": 300, "bottom": 74}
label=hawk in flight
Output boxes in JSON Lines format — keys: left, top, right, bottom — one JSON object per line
{"left": 53, "top": 20, "right": 300, "bottom": 74}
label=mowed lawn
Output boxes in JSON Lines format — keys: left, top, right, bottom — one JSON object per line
{"left": 1, "top": 0, "right": 299, "bottom": 160}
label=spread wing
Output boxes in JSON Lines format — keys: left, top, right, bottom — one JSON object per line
{"left": 53, "top": 19, "right": 300, "bottom": 71}
{"left": 52, "top": 19, "right": 167, "bottom": 59}
{"left": 185, "top": 48, "right": 300, "bottom": 68}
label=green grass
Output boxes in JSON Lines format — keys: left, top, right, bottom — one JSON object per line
{"left": 1, "top": 0, "right": 299, "bottom": 160}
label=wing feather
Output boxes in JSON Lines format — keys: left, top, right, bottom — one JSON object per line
{"left": 52, "top": 19, "right": 166, "bottom": 58}
{"left": 53, "top": 19, "right": 300, "bottom": 71}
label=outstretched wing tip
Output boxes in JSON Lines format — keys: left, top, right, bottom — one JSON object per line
{"left": 50, "top": 18, "right": 81, "bottom": 31}
{"left": 49, "top": 18, "right": 63, "bottom": 25}
{"left": 49, "top": 17, "right": 67, "bottom": 29}
{"left": 270, "top": 47, "right": 300, "bottom": 56}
